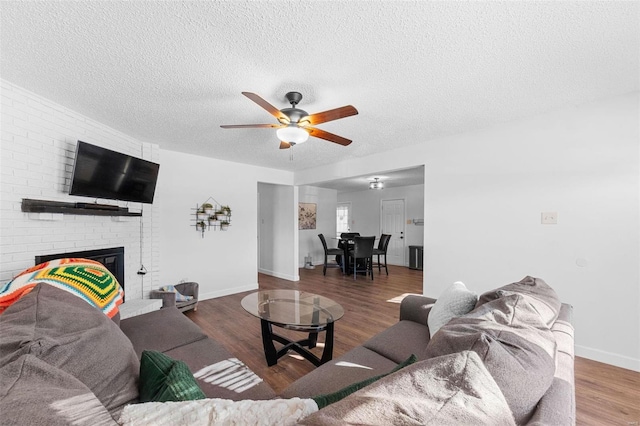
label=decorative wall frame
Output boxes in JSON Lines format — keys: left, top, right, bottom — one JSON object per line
{"left": 192, "top": 196, "right": 232, "bottom": 237}
{"left": 298, "top": 203, "right": 317, "bottom": 230}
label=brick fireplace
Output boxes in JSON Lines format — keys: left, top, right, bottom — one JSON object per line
{"left": 35, "top": 247, "right": 125, "bottom": 298}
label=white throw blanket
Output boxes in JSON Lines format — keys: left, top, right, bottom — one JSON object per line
{"left": 118, "top": 397, "right": 318, "bottom": 426}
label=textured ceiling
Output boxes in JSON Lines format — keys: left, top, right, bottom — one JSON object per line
{"left": 313, "top": 167, "right": 425, "bottom": 194}
{"left": 1, "top": 1, "right": 638, "bottom": 173}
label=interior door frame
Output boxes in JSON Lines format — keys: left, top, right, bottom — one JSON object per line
{"left": 336, "top": 201, "right": 352, "bottom": 237}
{"left": 380, "top": 198, "right": 406, "bottom": 266}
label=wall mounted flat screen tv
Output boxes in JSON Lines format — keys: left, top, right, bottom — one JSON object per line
{"left": 69, "top": 141, "right": 160, "bottom": 204}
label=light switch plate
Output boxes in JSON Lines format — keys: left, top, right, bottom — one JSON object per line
{"left": 541, "top": 212, "right": 558, "bottom": 224}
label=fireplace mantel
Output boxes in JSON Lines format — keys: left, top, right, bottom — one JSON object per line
{"left": 22, "top": 198, "right": 142, "bottom": 217}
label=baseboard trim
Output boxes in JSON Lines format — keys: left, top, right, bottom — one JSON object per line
{"left": 199, "top": 283, "right": 259, "bottom": 302}
{"left": 258, "top": 268, "right": 299, "bottom": 282}
{"left": 575, "top": 344, "right": 640, "bottom": 372}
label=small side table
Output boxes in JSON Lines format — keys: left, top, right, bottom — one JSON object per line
{"left": 241, "top": 290, "right": 344, "bottom": 367}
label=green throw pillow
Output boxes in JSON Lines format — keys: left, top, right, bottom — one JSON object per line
{"left": 139, "top": 350, "right": 206, "bottom": 402}
{"left": 312, "top": 354, "right": 417, "bottom": 409}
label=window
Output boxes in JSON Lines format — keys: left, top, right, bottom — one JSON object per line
{"left": 336, "top": 203, "right": 350, "bottom": 237}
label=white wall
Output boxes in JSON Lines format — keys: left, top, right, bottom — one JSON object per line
{"left": 0, "top": 80, "right": 160, "bottom": 300}
{"left": 338, "top": 184, "right": 424, "bottom": 266}
{"left": 158, "top": 151, "right": 293, "bottom": 298}
{"left": 295, "top": 93, "right": 640, "bottom": 372}
{"left": 257, "top": 182, "right": 298, "bottom": 281}
{"left": 298, "top": 185, "right": 338, "bottom": 267}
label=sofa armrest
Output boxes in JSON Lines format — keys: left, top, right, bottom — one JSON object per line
{"left": 175, "top": 282, "right": 199, "bottom": 299}
{"left": 399, "top": 295, "right": 436, "bottom": 325}
{"left": 150, "top": 290, "right": 177, "bottom": 308}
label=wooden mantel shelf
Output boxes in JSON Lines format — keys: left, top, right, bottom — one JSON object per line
{"left": 21, "top": 198, "right": 142, "bottom": 217}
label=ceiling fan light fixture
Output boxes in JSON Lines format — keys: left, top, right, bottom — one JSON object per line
{"left": 276, "top": 125, "right": 309, "bottom": 144}
{"left": 369, "top": 178, "right": 384, "bottom": 190}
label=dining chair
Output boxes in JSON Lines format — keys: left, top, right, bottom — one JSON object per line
{"left": 372, "top": 234, "right": 391, "bottom": 275}
{"left": 340, "top": 232, "right": 360, "bottom": 240}
{"left": 348, "top": 236, "right": 375, "bottom": 280}
{"left": 318, "top": 234, "right": 343, "bottom": 276}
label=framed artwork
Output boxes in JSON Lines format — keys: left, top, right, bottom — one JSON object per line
{"left": 298, "top": 203, "right": 317, "bottom": 230}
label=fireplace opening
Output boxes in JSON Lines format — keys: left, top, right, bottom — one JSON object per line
{"left": 35, "top": 247, "right": 125, "bottom": 299}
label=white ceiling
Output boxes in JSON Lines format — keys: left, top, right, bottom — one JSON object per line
{"left": 1, "top": 1, "right": 638, "bottom": 176}
{"left": 313, "top": 166, "right": 425, "bottom": 194}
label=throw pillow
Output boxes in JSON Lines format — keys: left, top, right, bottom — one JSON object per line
{"left": 139, "top": 350, "right": 206, "bottom": 402}
{"left": 160, "top": 285, "right": 193, "bottom": 302}
{"left": 475, "top": 276, "right": 561, "bottom": 326}
{"left": 0, "top": 283, "right": 139, "bottom": 417}
{"left": 312, "top": 354, "right": 417, "bottom": 409}
{"left": 299, "top": 351, "right": 516, "bottom": 426}
{"left": 424, "top": 293, "right": 557, "bottom": 425}
{"left": 0, "top": 257, "right": 123, "bottom": 318}
{"left": 427, "top": 281, "right": 478, "bottom": 338}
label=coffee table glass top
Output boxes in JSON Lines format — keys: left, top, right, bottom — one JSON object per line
{"left": 241, "top": 289, "right": 344, "bottom": 328}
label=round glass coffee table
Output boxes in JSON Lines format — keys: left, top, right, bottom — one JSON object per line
{"left": 241, "top": 289, "right": 344, "bottom": 367}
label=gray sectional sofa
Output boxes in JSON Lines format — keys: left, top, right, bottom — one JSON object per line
{"left": 0, "top": 276, "right": 574, "bottom": 425}
{"left": 288, "top": 276, "right": 575, "bottom": 425}
{"left": 0, "top": 284, "right": 274, "bottom": 425}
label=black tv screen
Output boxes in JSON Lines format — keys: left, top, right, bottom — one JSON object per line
{"left": 69, "top": 141, "right": 160, "bottom": 204}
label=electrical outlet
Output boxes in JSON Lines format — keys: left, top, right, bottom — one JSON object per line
{"left": 541, "top": 212, "right": 558, "bottom": 225}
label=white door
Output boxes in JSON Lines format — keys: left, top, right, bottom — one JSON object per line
{"left": 336, "top": 202, "right": 351, "bottom": 237}
{"left": 381, "top": 199, "right": 405, "bottom": 266}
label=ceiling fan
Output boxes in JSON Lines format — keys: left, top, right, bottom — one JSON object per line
{"left": 221, "top": 92, "right": 358, "bottom": 149}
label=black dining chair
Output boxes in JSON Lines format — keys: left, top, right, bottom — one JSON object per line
{"left": 336, "top": 233, "right": 360, "bottom": 274}
{"left": 348, "top": 236, "right": 375, "bottom": 280}
{"left": 373, "top": 234, "right": 391, "bottom": 275}
{"left": 318, "top": 234, "right": 343, "bottom": 276}
{"left": 340, "top": 232, "right": 360, "bottom": 240}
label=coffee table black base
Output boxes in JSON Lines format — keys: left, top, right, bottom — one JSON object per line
{"left": 260, "top": 319, "right": 334, "bottom": 367}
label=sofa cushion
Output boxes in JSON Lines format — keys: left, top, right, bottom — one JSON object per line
{"left": 363, "top": 320, "right": 431, "bottom": 363}
{"left": 475, "top": 276, "right": 561, "bottom": 327}
{"left": 0, "top": 354, "right": 117, "bottom": 426}
{"left": 120, "top": 306, "right": 208, "bottom": 357}
{"left": 312, "top": 354, "right": 417, "bottom": 409}
{"left": 425, "top": 293, "right": 556, "bottom": 425}
{"left": 427, "top": 281, "right": 478, "bottom": 337}
{"left": 281, "top": 346, "right": 398, "bottom": 399}
{"left": 164, "top": 338, "right": 276, "bottom": 401}
{"left": 0, "top": 283, "right": 139, "bottom": 417}
{"left": 299, "top": 351, "right": 516, "bottom": 426}
{"left": 139, "top": 350, "right": 205, "bottom": 402}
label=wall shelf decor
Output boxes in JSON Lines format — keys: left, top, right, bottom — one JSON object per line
{"left": 21, "top": 198, "right": 142, "bottom": 217}
{"left": 192, "top": 197, "right": 232, "bottom": 237}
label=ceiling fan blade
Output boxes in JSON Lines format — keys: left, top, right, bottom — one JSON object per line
{"left": 242, "top": 92, "right": 290, "bottom": 124}
{"left": 299, "top": 105, "right": 358, "bottom": 126}
{"left": 220, "top": 124, "right": 284, "bottom": 129}
{"left": 306, "top": 127, "right": 352, "bottom": 146}
{"left": 279, "top": 141, "right": 292, "bottom": 149}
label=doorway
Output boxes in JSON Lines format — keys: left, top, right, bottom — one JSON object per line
{"left": 381, "top": 199, "right": 405, "bottom": 266}
{"left": 336, "top": 202, "right": 351, "bottom": 237}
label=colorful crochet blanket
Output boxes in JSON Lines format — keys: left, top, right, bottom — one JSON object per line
{"left": 0, "top": 258, "right": 124, "bottom": 318}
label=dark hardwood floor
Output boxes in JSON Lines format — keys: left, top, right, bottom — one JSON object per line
{"left": 185, "top": 266, "right": 640, "bottom": 425}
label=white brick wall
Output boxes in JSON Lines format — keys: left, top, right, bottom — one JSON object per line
{"left": 0, "top": 80, "right": 159, "bottom": 300}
